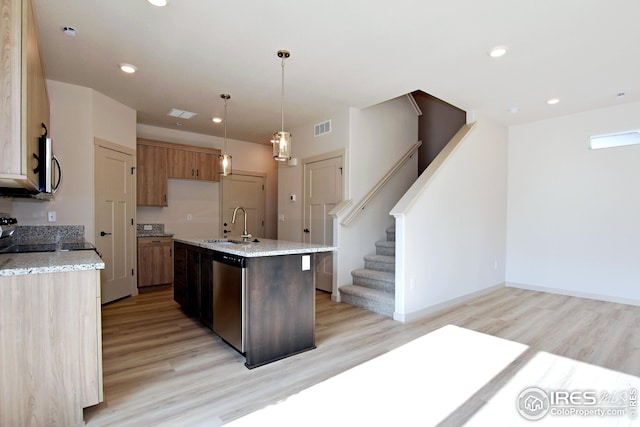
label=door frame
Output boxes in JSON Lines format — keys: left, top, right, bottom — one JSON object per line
{"left": 94, "top": 138, "right": 137, "bottom": 299}
{"left": 302, "top": 149, "right": 345, "bottom": 294}
{"left": 219, "top": 169, "right": 267, "bottom": 238}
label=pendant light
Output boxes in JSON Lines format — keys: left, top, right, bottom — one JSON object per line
{"left": 272, "top": 50, "right": 292, "bottom": 161}
{"left": 218, "top": 93, "right": 232, "bottom": 176}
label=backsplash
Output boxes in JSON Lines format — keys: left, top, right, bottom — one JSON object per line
{"left": 136, "top": 223, "right": 170, "bottom": 236}
{"left": 14, "top": 225, "right": 85, "bottom": 243}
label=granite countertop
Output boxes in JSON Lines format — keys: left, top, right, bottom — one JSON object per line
{"left": 0, "top": 251, "right": 105, "bottom": 276}
{"left": 174, "top": 236, "right": 337, "bottom": 258}
{"left": 137, "top": 232, "right": 174, "bottom": 237}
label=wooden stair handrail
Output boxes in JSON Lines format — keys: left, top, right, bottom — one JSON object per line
{"left": 341, "top": 140, "right": 422, "bottom": 226}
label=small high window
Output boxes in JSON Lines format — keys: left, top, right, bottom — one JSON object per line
{"left": 590, "top": 130, "right": 640, "bottom": 150}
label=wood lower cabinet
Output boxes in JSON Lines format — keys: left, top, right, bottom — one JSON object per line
{"left": 0, "top": 269, "right": 102, "bottom": 427}
{"left": 0, "top": 0, "right": 50, "bottom": 189}
{"left": 173, "top": 242, "right": 213, "bottom": 328}
{"left": 137, "top": 236, "right": 173, "bottom": 287}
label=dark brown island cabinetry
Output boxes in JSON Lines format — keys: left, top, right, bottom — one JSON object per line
{"left": 173, "top": 242, "right": 213, "bottom": 329}
{"left": 173, "top": 240, "right": 318, "bottom": 369}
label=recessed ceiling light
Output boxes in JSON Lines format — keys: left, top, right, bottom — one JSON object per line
{"left": 547, "top": 98, "right": 560, "bottom": 105}
{"left": 119, "top": 63, "right": 137, "bottom": 74}
{"left": 212, "top": 117, "right": 223, "bottom": 124}
{"left": 61, "top": 26, "right": 77, "bottom": 37}
{"left": 489, "top": 46, "right": 507, "bottom": 58}
{"left": 508, "top": 106, "right": 520, "bottom": 114}
{"left": 147, "top": 0, "right": 168, "bottom": 6}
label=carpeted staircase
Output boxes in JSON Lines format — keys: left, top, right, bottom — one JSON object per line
{"left": 340, "top": 225, "right": 395, "bottom": 317}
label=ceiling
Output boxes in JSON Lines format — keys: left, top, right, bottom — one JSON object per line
{"left": 33, "top": 0, "right": 640, "bottom": 145}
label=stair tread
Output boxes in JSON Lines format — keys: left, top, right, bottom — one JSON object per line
{"left": 340, "top": 284, "right": 394, "bottom": 301}
{"left": 351, "top": 268, "right": 395, "bottom": 281}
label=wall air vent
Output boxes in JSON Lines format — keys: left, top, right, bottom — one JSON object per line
{"left": 168, "top": 108, "right": 197, "bottom": 119}
{"left": 314, "top": 120, "right": 331, "bottom": 137}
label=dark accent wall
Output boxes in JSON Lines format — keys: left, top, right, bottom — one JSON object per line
{"left": 412, "top": 91, "right": 466, "bottom": 175}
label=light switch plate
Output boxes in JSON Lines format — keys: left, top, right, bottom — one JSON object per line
{"left": 143, "top": 224, "right": 152, "bottom": 231}
{"left": 302, "top": 255, "right": 310, "bottom": 271}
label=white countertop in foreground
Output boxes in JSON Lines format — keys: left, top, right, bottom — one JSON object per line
{"left": 174, "top": 236, "right": 337, "bottom": 258}
{"left": 0, "top": 250, "right": 105, "bottom": 276}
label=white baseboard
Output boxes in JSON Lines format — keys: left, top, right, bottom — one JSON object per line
{"left": 393, "top": 283, "right": 505, "bottom": 323}
{"left": 506, "top": 281, "right": 640, "bottom": 307}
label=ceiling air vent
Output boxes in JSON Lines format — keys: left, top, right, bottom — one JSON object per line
{"left": 168, "top": 108, "right": 197, "bottom": 119}
{"left": 314, "top": 120, "right": 331, "bottom": 137}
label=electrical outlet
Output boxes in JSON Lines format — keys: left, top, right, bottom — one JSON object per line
{"left": 47, "top": 211, "right": 56, "bottom": 222}
{"left": 143, "top": 224, "right": 153, "bottom": 231}
{"left": 186, "top": 213, "right": 193, "bottom": 221}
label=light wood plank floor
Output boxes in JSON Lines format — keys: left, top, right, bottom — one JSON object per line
{"left": 84, "top": 286, "right": 640, "bottom": 426}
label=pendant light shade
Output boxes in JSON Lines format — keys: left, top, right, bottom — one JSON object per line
{"left": 273, "top": 50, "right": 292, "bottom": 161}
{"left": 218, "top": 93, "right": 232, "bottom": 176}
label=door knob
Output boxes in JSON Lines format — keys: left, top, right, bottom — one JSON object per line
{"left": 100, "top": 231, "right": 112, "bottom": 236}
{"left": 303, "top": 228, "right": 310, "bottom": 233}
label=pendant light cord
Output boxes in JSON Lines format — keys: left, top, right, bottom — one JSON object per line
{"left": 281, "top": 56, "right": 285, "bottom": 133}
{"left": 224, "top": 97, "right": 228, "bottom": 153}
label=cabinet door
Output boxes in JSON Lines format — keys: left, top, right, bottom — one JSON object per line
{"left": 195, "top": 152, "right": 219, "bottom": 181}
{"left": 173, "top": 243, "right": 187, "bottom": 307}
{"left": 136, "top": 144, "right": 168, "bottom": 206}
{"left": 185, "top": 248, "right": 201, "bottom": 317}
{"left": 138, "top": 237, "right": 173, "bottom": 287}
{"left": 0, "top": 0, "right": 45, "bottom": 189}
{"left": 167, "top": 148, "right": 197, "bottom": 179}
{"left": 25, "top": 0, "right": 49, "bottom": 187}
{"left": 199, "top": 252, "right": 214, "bottom": 329}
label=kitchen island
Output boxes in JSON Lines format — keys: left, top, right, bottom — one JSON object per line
{"left": 173, "top": 237, "right": 336, "bottom": 369}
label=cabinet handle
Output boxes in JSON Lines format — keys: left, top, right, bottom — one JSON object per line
{"left": 192, "top": 168, "right": 195, "bottom": 176}
{"left": 100, "top": 231, "right": 112, "bottom": 236}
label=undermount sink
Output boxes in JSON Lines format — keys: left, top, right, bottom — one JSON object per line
{"left": 202, "top": 239, "right": 244, "bottom": 244}
{"left": 203, "top": 238, "right": 260, "bottom": 245}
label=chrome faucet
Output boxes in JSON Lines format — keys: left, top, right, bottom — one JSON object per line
{"left": 231, "top": 206, "right": 252, "bottom": 242}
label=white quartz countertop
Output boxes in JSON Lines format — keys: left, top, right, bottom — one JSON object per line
{"left": 0, "top": 250, "right": 105, "bottom": 276}
{"left": 174, "top": 236, "right": 337, "bottom": 257}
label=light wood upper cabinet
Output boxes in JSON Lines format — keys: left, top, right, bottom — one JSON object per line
{"left": 136, "top": 142, "right": 168, "bottom": 206}
{"left": 167, "top": 147, "right": 220, "bottom": 181}
{"left": 0, "top": 0, "right": 50, "bottom": 189}
{"left": 136, "top": 138, "right": 220, "bottom": 206}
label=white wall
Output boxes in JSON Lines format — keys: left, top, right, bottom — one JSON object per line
{"left": 136, "top": 124, "right": 277, "bottom": 239}
{"left": 11, "top": 80, "right": 136, "bottom": 242}
{"left": 334, "top": 97, "right": 419, "bottom": 291}
{"left": 277, "top": 107, "right": 350, "bottom": 242}
{"left": 392, "top": 115, "right": 508, "bottom": 321}
{"left": 506, "top": 102, "right": 640, "bottom": 305}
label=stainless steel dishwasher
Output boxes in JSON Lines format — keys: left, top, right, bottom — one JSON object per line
{"left": 212, "top": 252, "right": 246, "bottom": 353}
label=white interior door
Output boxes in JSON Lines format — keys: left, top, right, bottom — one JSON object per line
{"left": 95, "top": 143, "right": 136, "bottom": 304}
{"left": 304, "top": 155, "right": 343, "bottom": 292}
{"left": 221, "top": 172, "right": 266, "bottom": 239}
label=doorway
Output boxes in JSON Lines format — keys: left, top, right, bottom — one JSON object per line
{"left": 303, "top": 153, "right": 344, "bottom": 292}
{"left": 95, "top": 140, "right": 136, "bottom": 304}
{"left": 220, "top": 172, "right": 266, "bottom": 239}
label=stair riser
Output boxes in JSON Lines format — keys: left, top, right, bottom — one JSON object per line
{"left": 352, "top": 275, "right": 395, "bottom": 292}
{"left": 341, "top": 293, "right": 394, "bottom": 317}
{"left": 386, "top": 232, "right": 395, "bottom": 242}
{"left": 376, "top": 247, "right": 395, "bottom": 256}
{"left": 364, "top": 260, "right": 395, "bottom": 273}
